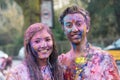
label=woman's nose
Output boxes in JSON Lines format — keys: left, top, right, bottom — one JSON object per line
{"left": 40, "top": 41, "right": 47, "bottom": 48}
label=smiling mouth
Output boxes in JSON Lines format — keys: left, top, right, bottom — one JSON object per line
{"left": 42, "top": 50, "right": 48, "bottom": 53}
{"left": 38, "top": 49, "right": 48, "bottom": 53}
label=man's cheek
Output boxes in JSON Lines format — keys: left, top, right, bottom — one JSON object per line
{"left": 64, "top": 28, "right": 72, "bottom": 35}
{"left": 78, "top": 30, "right": 83, "bottom": 39}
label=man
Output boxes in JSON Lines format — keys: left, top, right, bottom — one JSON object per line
{"left": 58, "top": 5, "right": 120, "bottom": 80}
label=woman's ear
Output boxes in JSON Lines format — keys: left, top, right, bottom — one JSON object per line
{"left": 86, "top": 26, "right": 89, "bottom": 33}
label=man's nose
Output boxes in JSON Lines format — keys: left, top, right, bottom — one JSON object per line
{"left": 72, "top": 24, "right": 79, "bottom": 32}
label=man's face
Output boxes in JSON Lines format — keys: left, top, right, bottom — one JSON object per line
{"left": 63, "top": 13, "right": 89, "bottom": 44}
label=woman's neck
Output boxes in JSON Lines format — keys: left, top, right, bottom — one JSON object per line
{"left": 38, "top": 58, "right": 48, "bottom": 67}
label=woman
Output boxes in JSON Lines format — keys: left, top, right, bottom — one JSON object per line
{"left": 6, "top": 23, "right": 63, "bottom": 80}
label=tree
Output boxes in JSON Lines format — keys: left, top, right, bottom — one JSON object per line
{"left": 15, "top": 0, "right": 41, "bottom": 31}
{"left": 0, "top": 0, "right": 24, "bottom": 45}
{"left": 113, "top": 0, "right": 120, "bottom": 33}
{"left": 86, "top": 0, "right": 119, "bottom": 46}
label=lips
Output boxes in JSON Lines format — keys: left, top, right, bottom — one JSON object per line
{"left": 70, "top": 31, "right": 83, "bottom": 39}
{"left": 41, "top": 50, "right": 48, "bottom": 53}
{"left": 71, "top": 34, "right": 81, "bottom": 39}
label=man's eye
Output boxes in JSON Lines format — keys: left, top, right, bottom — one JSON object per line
{"left": 76, "top": 22, "right": 82, "bottom": 26}
{"left": 66, "top": 23, "right": 72, "bottom": 28}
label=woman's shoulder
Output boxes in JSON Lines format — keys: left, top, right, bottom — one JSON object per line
{"left": 6, "top": 62, "right": 29, "bottom": 80}
{"left": 10, "top": 62, "right": 27, "bottom": 73}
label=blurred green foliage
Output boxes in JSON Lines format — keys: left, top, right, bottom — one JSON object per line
{"left": 0, "top": 0, "right": 120, "bottom": 56}
{"left": 86, "top": 0, "right": 120, "bottom": 46}
{"left": 15, "top": 0, "right": 40, "bottom": 31}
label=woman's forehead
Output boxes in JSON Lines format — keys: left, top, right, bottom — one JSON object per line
{"left": 31, "top": 30, "right": 51, "bottom": 40}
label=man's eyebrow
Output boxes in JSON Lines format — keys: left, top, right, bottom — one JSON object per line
{"left": 64, "top": 22, "right": 71, "bottom": 24}
{"left": 77, "top": 18, "right": 84, "bottom": 21}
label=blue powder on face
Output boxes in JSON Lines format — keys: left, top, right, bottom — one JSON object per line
{"left": 65, "top": 28, "right": 72, "bottom": 35}
{"left": 78, "top": 30, "right": 83, "bottom": 39}
{"left": 30, "top": 42, "right": 38, "bottom": 57}
{"left": 72, "top": 43, "right": 76, "bottom": 50}
{"left": 71, "top": 30, "right": 83, "bottom": 50}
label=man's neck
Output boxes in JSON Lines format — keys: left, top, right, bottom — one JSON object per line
{"left": 70, "top": 39, "right": 88, "bottom": 55}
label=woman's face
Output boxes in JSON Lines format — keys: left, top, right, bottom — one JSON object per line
{"left": 30, "top": 29, "right": 53, "bottom": 59}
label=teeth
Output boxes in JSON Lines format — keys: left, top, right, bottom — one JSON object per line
{"left": 41, "top": 50, "right": 47, "bottom": 53}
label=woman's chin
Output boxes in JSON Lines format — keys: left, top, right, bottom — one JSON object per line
{"left": 38, "top": 55, "right": 49, "bottom": 59}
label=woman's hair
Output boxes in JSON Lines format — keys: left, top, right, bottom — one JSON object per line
{"left": 24, "top": 23, "right": 63, "bottom": 80}
{"left": 59, "top": 5, "right": 90, "bottom": 28}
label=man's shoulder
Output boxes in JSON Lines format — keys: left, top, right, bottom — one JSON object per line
{"left": 90, "top": 45, "right": 111, "bottom": 57}
{"left": 58, "top": 51, "right": 71, "bottom": 66}
{"left": 59, "top": 51, "right": 71, "bottom": 57}
{"left": 91, "top": 45, "right": 107, "bottom": 52}
{"left": 89, "top": 45, "right": 115, "bottom": 64}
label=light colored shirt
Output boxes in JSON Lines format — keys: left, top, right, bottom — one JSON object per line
{"left": 6, "top": 62, "right": 52, "bottom": 80}
{"left": 58, "top": 45, "right": 120, "bottom": 80}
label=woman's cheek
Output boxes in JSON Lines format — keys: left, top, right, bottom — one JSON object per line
{"left": 32, "top": 45, "right": 38, "bottom": 51}
{"left": 48, "top": 41, "right": 53, "bottom": 48}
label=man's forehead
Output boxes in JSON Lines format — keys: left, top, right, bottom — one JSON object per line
{"left": 63, "top": 13, "right": 85, "bottom": 21}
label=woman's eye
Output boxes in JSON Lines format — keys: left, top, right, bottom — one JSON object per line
{"left": 35, "top": 40, "right": 40, "bottom": 43}
{"left": 46, "top": 38, "right": 51, "bottom": 41}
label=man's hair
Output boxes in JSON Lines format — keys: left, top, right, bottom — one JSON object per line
{"left": 59, "top": 5, "right": 90, "bottom": 28}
